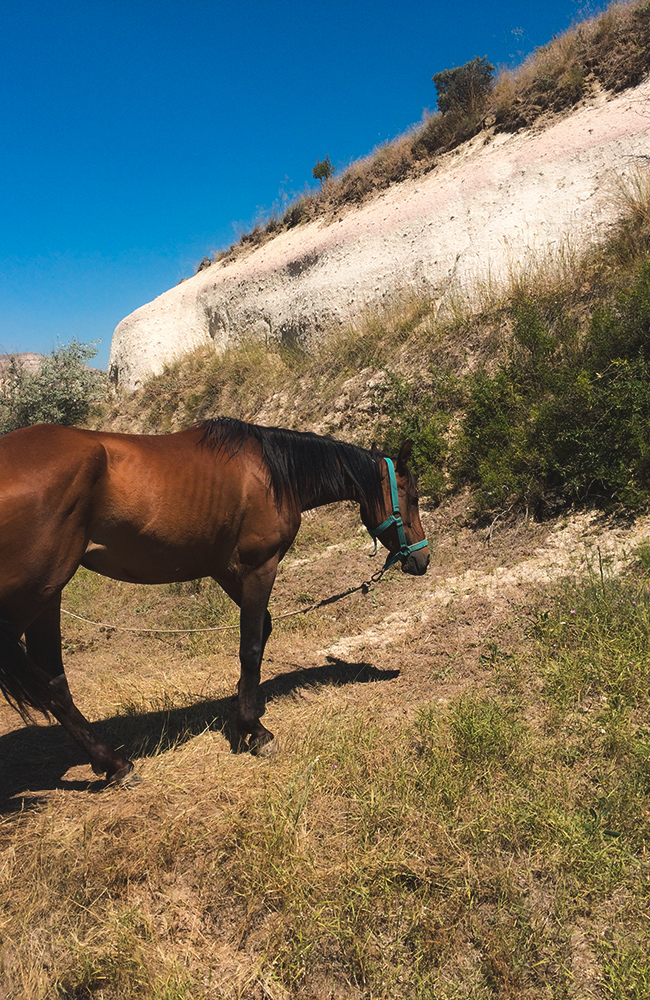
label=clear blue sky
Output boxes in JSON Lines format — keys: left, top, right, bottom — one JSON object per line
{"left": 0, "top": 0, "right": 604, "bottom": 369}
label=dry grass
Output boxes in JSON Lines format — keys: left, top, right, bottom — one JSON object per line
{"left": 2, "top": 503, "right": 650, "bottom": 997}
{"left": 101, "top": 291, "right": 446, "bottom": 439}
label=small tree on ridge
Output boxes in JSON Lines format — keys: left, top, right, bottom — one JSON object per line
{"left": 433, "top": 56, "right": 495, "bottom": 116}
{"left": 312, "top": 154, "right": 334, "bottom": 186}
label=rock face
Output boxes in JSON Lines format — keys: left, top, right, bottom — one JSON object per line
{"left": 0, "top": 353, "right": 44, "bottom": 382}
{"left": 110, "top": 81, "right": 650, "bottom": 391}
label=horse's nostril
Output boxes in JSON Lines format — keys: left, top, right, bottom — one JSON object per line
{"left": 403, "top": 550, "right": 430, "bottom": 575}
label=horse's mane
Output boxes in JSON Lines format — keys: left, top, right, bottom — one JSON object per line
{"left": 198, "top": 417, "right": 384, "bottom": 517}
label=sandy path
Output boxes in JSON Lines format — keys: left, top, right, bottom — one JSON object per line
{"left": 324, "top": 510, "right": 650, "bottom": 659}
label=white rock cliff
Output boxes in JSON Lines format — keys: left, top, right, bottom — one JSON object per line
{"left": 109, "top": 81, "right": 650, "bottom": 391}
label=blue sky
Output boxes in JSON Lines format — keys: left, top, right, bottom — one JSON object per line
{"left": 0, "top": 0, "right": 604, "bottom": 369}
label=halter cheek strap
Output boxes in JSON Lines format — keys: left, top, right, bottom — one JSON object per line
{"left": 368, "top": 458, "right": 429, "bottom": 572}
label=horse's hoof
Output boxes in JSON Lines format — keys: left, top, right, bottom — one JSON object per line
{"left": 250, "top": 737, "right": 279, "bottom": 758}
{"left": 116, "top": 769, "right": 141, "bottom": 789}
{"left": 108, "top": 761, "right": 139, "bottom": 788}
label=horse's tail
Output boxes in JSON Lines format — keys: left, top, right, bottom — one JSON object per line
{"left": 0, "top": 622, "right": 51, "bottom": 722}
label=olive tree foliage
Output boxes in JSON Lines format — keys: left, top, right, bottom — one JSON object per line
{"left": 0, "top": 340, "right": 106, "bottom": 434}
{"left": 433, "top": 56, "right": 495, "bottom": 116}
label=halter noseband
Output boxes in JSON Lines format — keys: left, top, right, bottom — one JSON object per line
{"left": 368, "top": 457, "right": 429, "bottom": 572}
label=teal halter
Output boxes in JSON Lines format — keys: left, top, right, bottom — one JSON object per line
{"left": 368, "top": 458, "right": 429, "bottom": 572}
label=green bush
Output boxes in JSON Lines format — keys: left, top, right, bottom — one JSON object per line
{"left": 432, "top": 56, "right": 495, "bottom": 116}
{"left": 453, "top": 260, "right": 650, "bottom": 515}
{"left": 374, "top": 370, "right": 459, "bottom": 502}
{"left": 0, "top": 340, "right": 105, "bottom": 434}
{"left": 312, "top": 154, "right": 334, "bottom": 185}
{"left": 412, "top": 56, "right": 496, "bottom": 159}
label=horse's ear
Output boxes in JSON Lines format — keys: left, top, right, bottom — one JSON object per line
{"left": 396, "top": 439, "right": 413, "bottom": 473}
{"left": 371, "top": 442, "right": 379, "bottom": 453}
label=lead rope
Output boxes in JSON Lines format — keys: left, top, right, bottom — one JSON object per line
{"left": 60, "top": 569, "right": 387, "bottom": 635}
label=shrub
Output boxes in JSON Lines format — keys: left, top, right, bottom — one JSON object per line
{"left": 0, "top": 340, "right": 105, "bottom": 434}
{"left": 312, "top": 155, "right": 334, "bottom": 185}
{"left": 374, "top": 370, "right": 460, "bottom": 502}
{"left": 432, "top": 55, "right": 495, "bottom": 116}
{"left": 453, "top": 260, "right": 650, "bottom": 515}
{"left": 412, "top": 56, "right": 496, "bottom": 159}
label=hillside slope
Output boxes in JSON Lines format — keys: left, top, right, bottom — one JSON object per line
{"left": 109, "top": 79, "right": 650, "bottom": 390}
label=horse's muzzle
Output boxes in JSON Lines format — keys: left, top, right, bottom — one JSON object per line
{"left": 402, "top": 548, "right": 430, "bottom": 576}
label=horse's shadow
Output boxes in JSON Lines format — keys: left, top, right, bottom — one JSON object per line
{"left": 0, "top": 657, "right": 399, "bottom": 811}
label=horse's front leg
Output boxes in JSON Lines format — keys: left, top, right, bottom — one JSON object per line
{"left": 24, "top": 595, "right": 134, "bottom": 784}
{"left": 231, "top": 560, "right": 278, "bottom": 754}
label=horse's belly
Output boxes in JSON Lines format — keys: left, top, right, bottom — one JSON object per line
{"left": 81, "top": 540, "right": 214, "bottom": 584}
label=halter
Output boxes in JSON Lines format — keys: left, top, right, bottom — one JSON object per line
{"left": 368, "top": 458, "right": 429, "bottom": 572}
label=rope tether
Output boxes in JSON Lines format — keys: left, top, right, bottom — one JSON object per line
{"left": 60, "top": 573, "right": 384, "bottom": 635}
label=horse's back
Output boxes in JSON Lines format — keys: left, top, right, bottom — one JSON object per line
{"left": 0, "top": 424, "right": 110, "bottom": 507}
{"left": 0, "top": 421, "right": 99, "bottom": 462}
{"left": 81, "top": 425, "right": 289, "bottom": 583}
{"left": 0, "top": 424, "right": 209, "bottom": 501}
{"left": 0, "top": 422, "right": 296, "bottom": 599}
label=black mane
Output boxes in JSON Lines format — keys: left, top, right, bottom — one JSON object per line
{"left": 198, "top": 417, "right": 384, "bottom": 518}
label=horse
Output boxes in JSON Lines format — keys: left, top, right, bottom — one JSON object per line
{"left": 0, "top": 417, "right": 429, "bottom": 785}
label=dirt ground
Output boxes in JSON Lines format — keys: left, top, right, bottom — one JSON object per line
{"left": 2, "top": 499, "right": 649, "bottom": 807}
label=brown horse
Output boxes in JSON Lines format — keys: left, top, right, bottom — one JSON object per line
{"left": 0, "top": 417, "right": 429, "bottom": 784}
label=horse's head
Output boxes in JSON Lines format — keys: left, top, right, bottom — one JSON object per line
{"left": 364, "top": 441, "right": 430, "bottom": 576}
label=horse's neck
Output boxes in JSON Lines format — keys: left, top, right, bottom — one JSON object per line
{"left": 300, "top": 481, "right": 361, "bottom": 512}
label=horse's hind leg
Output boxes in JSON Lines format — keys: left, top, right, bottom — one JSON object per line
{"left": 24, "top": 596, "right": 134, "bottom": 784}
